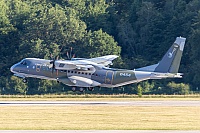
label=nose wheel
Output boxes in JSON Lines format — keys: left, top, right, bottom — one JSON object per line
{"left": 22, "top": 78, "right": 27, "bottom": 83}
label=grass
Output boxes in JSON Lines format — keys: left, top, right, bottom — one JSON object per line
{"left": 0, "top": 105, "right": 200, "bottom": 130}
{"left": 0, "top": 94, "right": 200, "bottom": 101}
{"left": 0, "top": 95, "right": 199, "bottom": 130}
{"left": 0, "top": 97, "right": 200, "bottom": 101}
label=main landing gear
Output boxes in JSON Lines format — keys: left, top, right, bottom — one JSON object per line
{"left": 71, "top": 87, "right": 95, "bottom": 92}
{"left": 71, "top": 87, "right": 85, "bottom": 92}
{"left": 88, "top": 87, "right": 94, "bottom": 91}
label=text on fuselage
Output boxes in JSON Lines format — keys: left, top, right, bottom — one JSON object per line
{"left": 120, "top": 73, "right": 131, "bottom": 77}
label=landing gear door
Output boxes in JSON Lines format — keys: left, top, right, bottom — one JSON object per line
{"left": 105, "top": 71, "right": 114, "bottom": 84}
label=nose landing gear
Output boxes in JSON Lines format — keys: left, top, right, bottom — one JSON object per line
{"left": 22, "top": 78, "right": 27, "bottom": 83}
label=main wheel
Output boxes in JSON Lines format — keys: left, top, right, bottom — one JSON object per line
{"left": 79, "top": 87, "right": 85, "bottom": 92}
{"left": 88, "top": 87, "right": 94, "bottom": 91}
{"left": 72, "top": 87, "right": 76, "bottom": 92}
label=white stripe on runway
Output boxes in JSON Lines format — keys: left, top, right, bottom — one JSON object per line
{"left": 0, "top": 101, "right": 200, "bottom": 106}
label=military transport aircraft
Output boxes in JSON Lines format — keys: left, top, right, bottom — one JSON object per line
{"left": 10, "top": 37, "right": 186, "bottom": 92}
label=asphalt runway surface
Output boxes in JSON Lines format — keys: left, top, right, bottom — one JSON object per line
{"left": 0, "top": 100, "right": 200, "bottom": 106}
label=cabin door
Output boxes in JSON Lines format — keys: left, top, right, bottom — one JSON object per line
{"left": 105, "top": 71, "right": 114, "bottom": 84}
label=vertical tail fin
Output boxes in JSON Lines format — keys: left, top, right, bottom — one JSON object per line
{"left": 154, "top": 37, "right": 186, "bottom": 73}
{"left": 136, "top": 37, "right": 186, "bottom": 73}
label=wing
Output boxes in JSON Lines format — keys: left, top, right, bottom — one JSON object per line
{"left": 54, "top": 55, "right": 118, "bottom": 70}
{"left": 86, "top": 55, "right": 118, "bottom": 66}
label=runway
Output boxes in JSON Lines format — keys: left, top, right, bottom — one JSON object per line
{"left": 0, "top": 100, "right": 200, "bottom": 106}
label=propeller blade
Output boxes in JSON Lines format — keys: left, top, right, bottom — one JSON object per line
{"left": 66, "top": 52, "right": 69, "bottom": 59}
{"left": 72, "top": 54, "right": 75, "bottom": 58}
{"left": 70, "top": 47, "right": 72, "bottom": 59}
{"left": 50, "top": 55, "right": 59, "bottom": 74}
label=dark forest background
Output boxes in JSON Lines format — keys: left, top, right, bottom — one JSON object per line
{"left": 0, "top": 0, "right": 200, "bottom": 95}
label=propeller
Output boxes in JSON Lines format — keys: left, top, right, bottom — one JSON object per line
{"left": 49, "top": 54, "right": 59, "bottom": 74}
{"left": 66, "top": 47, "right": 75, "bottom": 60}
{"left": 49, "top": 47, "right": 75, "bottom": 74}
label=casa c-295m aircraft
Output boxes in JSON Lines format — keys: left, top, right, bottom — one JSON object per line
{"left": 10, "top": 37, "right": 186, "bottom": 92}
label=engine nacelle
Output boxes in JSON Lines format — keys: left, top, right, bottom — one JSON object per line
{"left": 54, "top": 60, "right": 96, "bottom": 72}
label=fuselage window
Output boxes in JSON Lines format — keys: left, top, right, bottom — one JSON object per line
{"left": 64, "top": 70, "right": 67, "bottom": 73}
{"left": 82, "top": 72, "right": 84, "bottom": 74}
{"left": 71, "top": 71, "right": 73, "bottom": 73}
{"left": 78, "top": 72, "right": 81, "bottom": 74}
{"left": 89, "top": 73, "right": 91, "bottom": 75}
{"left": 75, "top": 71, "right": 77, "bottom": 74}
{"left": 85, "top": 73, "right": 88, "bottom": 75}
{"left": 21, "top": 61, "right": 27, "bottom": 65}
{"left": 59, "top": 63, "right": 65, "bottom": 67}
{"left": 68, "top": 70, "right": 70, "bottom": 73}
{"left": 36, "top": 64, "right": 41, "bottom": 72}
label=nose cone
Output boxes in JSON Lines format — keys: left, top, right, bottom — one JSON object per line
{"left": 10, "top": 64, "right": 16, "bottom": 73}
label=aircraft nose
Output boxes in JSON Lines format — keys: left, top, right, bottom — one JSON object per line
{"left": 10, "top": 64, "right": 16, "bottom": 73}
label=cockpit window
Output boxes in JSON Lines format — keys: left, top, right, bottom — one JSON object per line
{"left": 21, "top": 60, "right": 27, "bottom": 65}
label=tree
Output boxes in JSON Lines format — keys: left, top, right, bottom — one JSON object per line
{"left": 77, "top": 29, "right": 121, "bottom": 58}
{"left": 20, "top": 3, "right": 86, "bottom": 58}
{"left": 167, "top": 82, "right": 190, "bottom": 95}
{"left": 0, "top": 0, "right": 15, "bottom": 34}
{"left": 137, "top": 84, "right": 143, "bottom": 97}
{"left": 8, "top": 76, "right": 28, "bottom": 94}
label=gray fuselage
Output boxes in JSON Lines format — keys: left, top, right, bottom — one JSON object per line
{"left": 10, "top": 37, "right": 186, "bottom": 89}
{"left": 11, "top": 58, "right": 152, "bottom": 88}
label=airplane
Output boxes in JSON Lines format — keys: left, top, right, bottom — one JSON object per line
{"left": 10, "top": 37, "right": 186, "bottom": 92}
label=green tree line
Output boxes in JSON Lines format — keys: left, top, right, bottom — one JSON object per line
{"left": 0, "top": 0, "right": 199, "bottom": 95}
